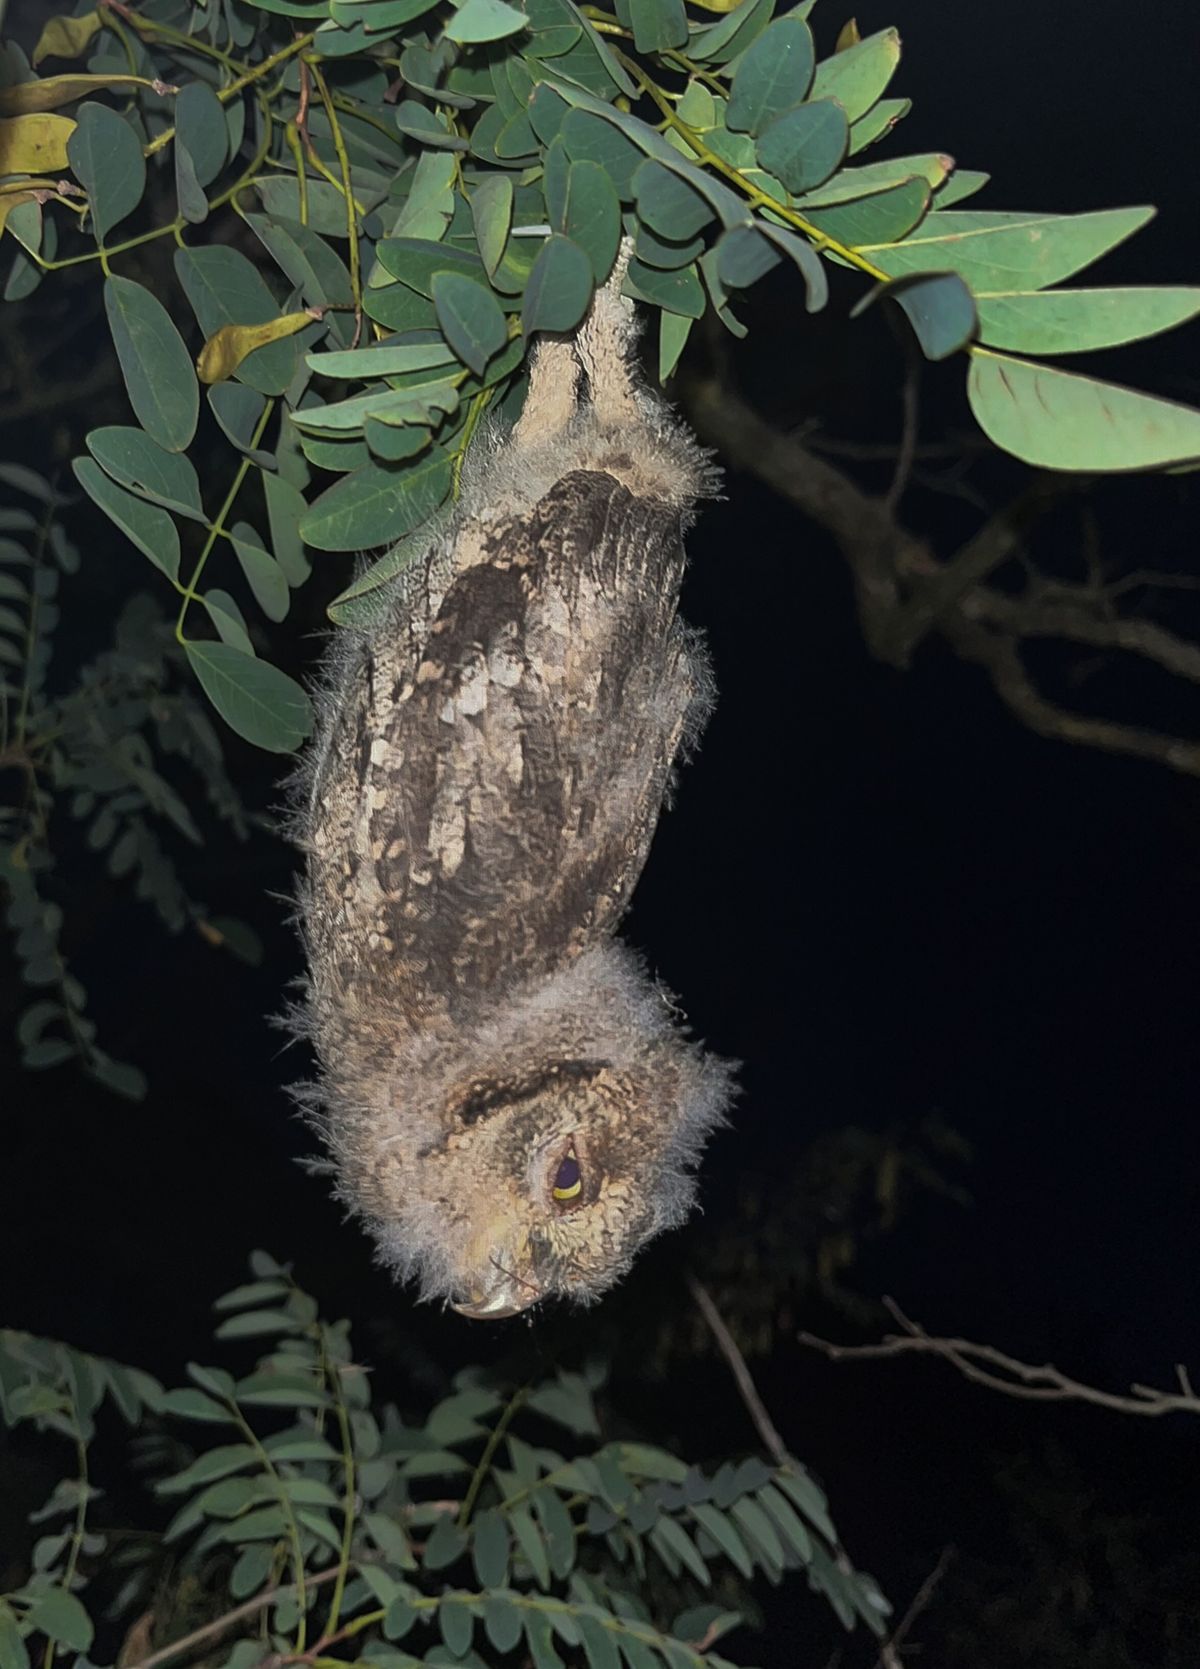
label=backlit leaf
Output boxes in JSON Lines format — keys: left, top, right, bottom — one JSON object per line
{"left": 863, "top": 205, "right": 1155, "bottom": 292}
{"left": 973, "top": 285, "right": 1200, "bottom": 355}
{"left": 968, "top": 349, "right": 1200, "bottom": 472}
{"left": 0, "top": 73, "right": 152, "bottom": 113}
{"left": 0, "top": 113, "right": 75, "bottom": 172}
{"left": 197, "top": 313, "right": 319, "bottom": 385}
{"left": 32, "top": 11, "right": 104, "bottom": 65}
{"left": 809, "top": 27, "right": 901, "bottom": 123}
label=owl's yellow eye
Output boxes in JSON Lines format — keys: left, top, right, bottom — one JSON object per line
{"left": 552, "top": 1149, "right": 582, "bottom": 1204}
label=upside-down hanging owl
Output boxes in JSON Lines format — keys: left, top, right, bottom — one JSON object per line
{"left": 291, "top": 258, "right": 735, "bottom": 1318}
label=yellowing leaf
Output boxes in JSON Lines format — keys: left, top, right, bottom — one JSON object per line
{"left": 197, "top": 311, "right": 322, "bottom": 385}
{"left": 0, "top": 74, "right": 159, "bottom": 115}
{"left": 685, "top": 0, "right": 744, "bottom": 10}
{"left": 0, "top": 113, "right": 76, "bottom": 173}
{"left": 33, "top": 11, "right": 104, "bottom": 66}
{"left": 835, "top": 18, "right": 862, "bottom": 50}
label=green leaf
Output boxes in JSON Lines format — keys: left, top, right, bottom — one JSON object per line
{"left": 576, "top": 1611, "right": 621, "bottom": 1669}
{"left": 526, "top": 1374, "right": 600, "bottom": 1436}
{"left": 730, "top": 1495, "right": 785, "bottom": 1573}
{"left": 659, "top": 310, "right": 692, "bottom": 381}
{"left": 309, "top": 338, "right": 457, "bottom": 379}
{"left": 522, "top": 233, "right": 593, "bottom": 335}
{"left": 774, "top": 1466, "right": 837, "bottom": 1541}
{"left": 754, "top": 100, "right": 848, "bottom": 195}
{"left": 559, "top": 160, "right": 621, "bottom": 283}
{"left": 86, "top": 426, "right": 204, "bottom": 521}
{"left": 523, "top": 1610, "right": 563, "bottom": 1669}
{"left": 393, "top": 100, "right": 467, "bottom": 151}
{"left": 71, "top": 457, "right": 180, "bottom": 581}
{"left": 715, "top": 226, "right": 781, "bottom": 290}
{"left": 184, "top": 641, "right": 314, "bottom": 753}
{"left": 759, "top": 222, "right": 828, "bottom": 311}
{"left": 848, "top": 95, "right": 910, "bottom": 155}
{"left": 471, "top": 1509, "right": 509, "bottom": 1589}
{"left": 625, "top": 258, "right": 706, "bottom": 318}
{"left": 690, "top": 1503, "right": 753, "bottom": 1578}
{"left": 508, "top": 1505, "right": 551, "bottom": 1589}
{"left": 613, "top": 1443, "right": 688, "bottom": 1483}
{"left": 175, "top": 245, "right": 298, "bottom": 396}
{"left": 157, "top": 1444, "right": 258, "bottom": 1494}
{"left": 175, "top": 80, "right": 228, "bottom": 188}
{"left": 300, "top": 449, "right": 452, "bottom": 552}
{"left": 104, "top": 276, "right": 199, "bottom": 453}
{"left": 968, "top": 348, "right": 1200, "bottom": 472}
{"left": 326, "top": 522, "right": 438, "bottom": 624}
{"left": 628, "top": 0, "right": 687, "bottom": 53}
{"left": 229, "top": 522, "right": 289, "bottom": 622}
{"left": 214, "top": 1308, "right": 296, "bottom": 1339}
{"left": 652, "top": 1516, "right": 709, "bottom": 1585}
{"left": 560, "top": 109, "right": 644, "bottom": 200}
{"left": 533, "top": 1486, "right": 575, "bottom": 1579}
{"left": 204, "top": 590, "right": 255, "bottom": 654}
{"left": 483, "top": 1594, "right": 523, "bottom": 1654}
{"left": 0, "top": 1603, "right": 30, "bottom": 1669}
{"left": 804, "top": 176, "right": 931, "bottom": 248}
{"left": 263, "top": 471, "right": 312, "bottom": 587}
{"left": 863, "top": 206, "right": 1155, "bottom": 292}
{"left": 809, "top": 27, "right": 901, "bottom": 124}
{"left": 799, "top": 150, "right": 954, "bottom": 207}
{"left": 423, "top": 1515, "right": 468, "bottom": 1571}
{"left": 432, "top": 272, "right": 508, "bottom": 376}
{"left": 439, "top": 1596, "right": 474, "bottom": 1657}
{"left": 935, "top": 168, "right": 990, "bottom": 208}
{"left": 874, "top": 271, "right": 978, "bottom": 360}
{"left": 28, "top": 1590, "right": 93, "bottom": 1653}
{"left": 391, "top": 150, "right": 456, "bottom": 241}
{"left": 633, "top": 158, "right": 713, "bottom": 242}
{"left": 470, "top": 175, "right": 514, "bottom": 279}
{"left": 67, "top": 101, "right": 145, "bottom": 242}
{"left": 376, "top": 237, "right": 486, "bottom": 297}
{"left": 687, "top": 0, "right": 774, "bottom": 67}
{"left": 725, "top": 17, "right": 816, "bottom": 138}
{"left": 973, "top": 285, "right": 1200, "bottom": 355}
{"left": 445, "top": 0, "right": 528, "bottom": 42}
{"left": 756, "top": 1482, "right": 813, "bottom": 1563}
{"left": 158, "top": 1386, "right": 235, "bottom": 1422}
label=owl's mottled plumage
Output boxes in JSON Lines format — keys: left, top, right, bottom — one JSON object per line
{"left": 292, "top": 269, "right": 734, "bottom": 1317}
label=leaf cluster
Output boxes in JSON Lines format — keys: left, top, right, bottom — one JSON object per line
{"left": 0, "top": 0, "right": 1195, "bottom": 752}
{"left": 0, "top": 1253, "right": 889, "bottom": 1669}
{"left": 0, "top": 462, "right": 257, "bottom": 1097}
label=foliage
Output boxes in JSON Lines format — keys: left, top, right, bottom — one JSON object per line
{"left": 0, "top": 461, "right": 257, "bottom": 1097}
{"left": 0, "top": 1253, "right": 889, "bottom": 1669}
{"left": 0, "top": 0, "right": 1197, "bottom": 757}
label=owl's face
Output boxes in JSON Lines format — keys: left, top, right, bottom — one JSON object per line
{"left": 430, "top": 1062, "right": 691, "bottom": 1319}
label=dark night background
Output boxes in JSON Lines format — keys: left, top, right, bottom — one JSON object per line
{"left": 2, "top": 1, "right": 1199, "bottom": 1662}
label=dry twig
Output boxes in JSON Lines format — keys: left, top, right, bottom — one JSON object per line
{"left": 800, "top": 1296, "right": 1200, "bottom": 1418}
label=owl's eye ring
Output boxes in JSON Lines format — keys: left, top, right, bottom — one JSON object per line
{"left": 552, "top": 1147, "right": 583, "bottom": 1206}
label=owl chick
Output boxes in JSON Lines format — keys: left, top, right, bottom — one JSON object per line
{"left": 291, "top": 261, "right": 734, "bottom": 1318}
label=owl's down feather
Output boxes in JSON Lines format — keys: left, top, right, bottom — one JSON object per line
{"left": 291, "top": 269, "right": 735, "bottom": 1318}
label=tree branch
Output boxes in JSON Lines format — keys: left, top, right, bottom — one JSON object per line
{"left": 687, "top": 1272, "right": 790, "bottom": 1466}
{"left": 799, "top": 1297, "right": 1200, "bottom": 1417}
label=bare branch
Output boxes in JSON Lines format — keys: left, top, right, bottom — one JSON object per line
{"left": 123, "top": 1566, "right": 343, "bottom": 1669}
{"left": 799, "top": 1297, "right": 1200, "bottom": 1418}
{"left": 687, "top": 1271, "right": 790, "bottom": 1466}
{"left": 875, "top": 1545, "right": 955, "bottom": 1669}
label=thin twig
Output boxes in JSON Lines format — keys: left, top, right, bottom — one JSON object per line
{"left": 875, "top": 1545, "right": 955, "bottom": 1667}
{"left": 800, "top": 1297, "right": 1200, "bottom": 1418}
{"left": 687, "top": 1272, "right": 789, "bottom": 1466}
{"left": 123, "top": 1567, "right": 342, "bottom": 1669}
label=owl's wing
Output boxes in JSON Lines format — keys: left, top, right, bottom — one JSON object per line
{"left": 311, "top": 469, "right": 695, "bottom": 1020}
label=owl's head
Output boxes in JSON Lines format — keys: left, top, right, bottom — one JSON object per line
{"left": 437, "top": 1056, "right": 713, "bottom": 1318}
{"left": 322, "top": 945, "right": 735, "bottom": 1317}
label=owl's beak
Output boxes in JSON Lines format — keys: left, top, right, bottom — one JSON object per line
{"left": 451, "top": 1274, "right": 541, "bottom": 1320}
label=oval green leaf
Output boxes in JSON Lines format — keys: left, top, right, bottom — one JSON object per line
{"left": 629, "top": 0, "right": 688, "bottom": 52}
{"left": 633, "top": 158, "right": 714, "bottom": 242}
{"left": 755, "top": 99, "right": 848, "bottom": 195}
{"left": 725, "top": 17, "right": 816, "bottom": 137}
{"left": 71, "top": 456, "right": 180, "bottom": 581}
{"left": 86, "top": 426, "right": 205, "bottom": 521}
{"left": 184, "top": 640, "right": 314, "bottom": 752}
{"left": 809, "top": 26, "right": 901, "bottom": 124}
{"left": 522, "top": 233, "right": 593, "bottom": 336}
{"left": 67, "top": 101, "right": 145, "bottom": 242}
{"left": 863, "top": 205, "right": 1155, "bottom": 292}
{"left": 432, "top": 271, "right": 508, "bottom": 376}
{"left": 974, "top": 285, "right": 1200, "bottom": 355}
{"left": 300, "top": 449, "right": 453, "bottom": 551}
{"left": 175, "top": 80, "right": 228, "bottom": 188}
{"left": 104, "top": 276, "right": 199, "bottom": 453}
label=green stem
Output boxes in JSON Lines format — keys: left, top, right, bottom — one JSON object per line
{"left": 458, "top": 1386, "right": 528, "bottom": 1529}
{"left": 176, "top": 398, "right": 276, "bottom": 645}
{"left": 307, "top": 58, "right": 362, "bottom": 339}
{"left": 227, "top": 1401, "right": 310, "bottom": 1653}
{"left": 319, "top": 1328, "right": 357, "bottom": 1639}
